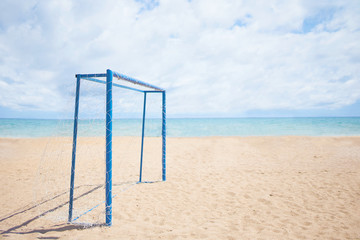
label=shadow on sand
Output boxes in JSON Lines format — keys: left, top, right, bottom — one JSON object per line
{"left": 0, "top": 181, "right": 138, "bottom": 237}
{"left": 0, "top": 181, "right": 160, "bottom": 236}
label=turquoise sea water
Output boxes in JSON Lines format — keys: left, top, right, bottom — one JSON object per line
{"left": 0, "top": 117, "right": 360, "bottom": 138}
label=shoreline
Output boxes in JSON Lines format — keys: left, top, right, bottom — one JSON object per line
{"left": 1, "top": 134, "right": 360, "bottom": 139}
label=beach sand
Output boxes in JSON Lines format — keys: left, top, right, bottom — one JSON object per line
{"left": 0, "top": 136, "right": 360, "bottom": 239}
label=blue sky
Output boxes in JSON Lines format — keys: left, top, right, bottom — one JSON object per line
{"left": 0, "top": 0, "right": 359, "bottom": 118}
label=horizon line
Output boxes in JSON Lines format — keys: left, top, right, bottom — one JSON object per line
{"left": 1, "top": 116, "right": 360, "bottom": 120}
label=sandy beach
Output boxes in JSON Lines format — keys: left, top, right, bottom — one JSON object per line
{"left": 0, "top": 136, "right": 360, "bottom": 239}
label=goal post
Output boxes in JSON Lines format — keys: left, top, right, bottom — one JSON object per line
{"left": 68, "top": 69, "right": 166, "bottom": 226}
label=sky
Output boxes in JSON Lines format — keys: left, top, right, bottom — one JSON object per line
{"left": 0, "top": 0, "right": 359, "bottom": 118}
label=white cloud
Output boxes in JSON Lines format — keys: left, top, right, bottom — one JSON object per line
{"left": 0, "top": 0, "right": 359, "bottom": 117}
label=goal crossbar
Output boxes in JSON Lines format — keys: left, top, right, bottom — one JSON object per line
{"left": 68, "top": 69, "right": 166, "bottom": 226}
{"left": 76, "top": 70, "right": 164, "bottom": 92}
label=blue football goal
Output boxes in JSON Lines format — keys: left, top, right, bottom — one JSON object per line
{"left": 68, "top": 69, "right": 166, "bottom": 226}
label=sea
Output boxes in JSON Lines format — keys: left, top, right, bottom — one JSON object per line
{"left": 0, "top": 117, "right": 360, "bottom": 138}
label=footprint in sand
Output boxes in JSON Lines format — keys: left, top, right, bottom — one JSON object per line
{"left": 227, "top": 191, "right": 236, "bottom": 197}
{"left": 258, "top": 198, "right": 272, "bottom": 205}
